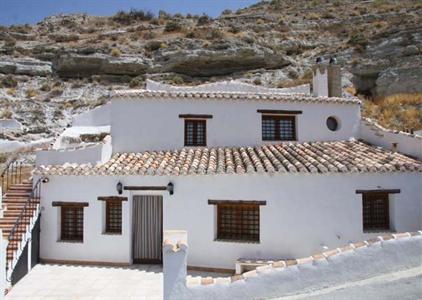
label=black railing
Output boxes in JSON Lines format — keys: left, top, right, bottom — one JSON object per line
{"left": 1, "top": 158, "right": 23, "bottom": 195}
{"left": 6, "top": 178, "right": 42, "bottom": 270}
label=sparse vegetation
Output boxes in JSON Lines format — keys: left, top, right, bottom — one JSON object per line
{"left": 362, "top": 93, "right": 422, "bottom": 131}
{"left": 0, "top": 153, "right": 8, "bottom": 164}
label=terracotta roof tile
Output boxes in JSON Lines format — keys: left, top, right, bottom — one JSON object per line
{"left": 34, "top": 140, "right": 422, "bottom": 176}
{"left": 112, "top": 89, "right": 360, "bottom": 105}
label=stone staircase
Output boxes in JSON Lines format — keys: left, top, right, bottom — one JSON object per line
{"left": 0, "top": 179, "right": 40, "bottom": 279}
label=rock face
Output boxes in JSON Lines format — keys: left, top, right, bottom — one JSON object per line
{"left": 0, "top": 57, "right": 52, "bottom": 76}
{"left": 350, "top": 26, "right": 422, "bottom": 97}
{"left": 159, "top": 47, "right": 290, "bottom": 76}
{"left": 54, "top": 54, "right": 150, "bottom": 78}
{"left": 376, "top": 67, "right": 422, "bottom": 96}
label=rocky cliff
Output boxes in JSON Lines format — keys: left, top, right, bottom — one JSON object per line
{"left": 0, "top": 0, "right": 421, "bottom": 146}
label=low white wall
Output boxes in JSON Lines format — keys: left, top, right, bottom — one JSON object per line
{"left": 0, "top": 231, "right": 4, "bottom": 300}
{"left": 163, "top": 233, "right": 422, "bottom": 300}
{"left": 36, "top": 136, "right": 112, "bottom": 166}
{"left": 72, "top": 103, "right": 111, "bottom": 127}
{"left": 360, "top": 118, "right": 422, "bottom": 159}
{"left": 0, "top": 119, "right": 23, "bottom": 133}
{"left": 37, "top": 172, "right": 421, "bottom": 268}
{"left": 146, "top": 80, "right": 310, "bottom": 94}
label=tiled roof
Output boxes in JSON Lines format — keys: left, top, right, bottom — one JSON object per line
{"left": 112, "top": 89, "right": 360, "bottom": 105}
{"left": 35, "top": 140, "right": 422, "bottom": 176}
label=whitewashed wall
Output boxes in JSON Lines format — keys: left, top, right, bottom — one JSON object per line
{"left": 111, "top": 98, "right": 360, "bottom": 152}
{"left": 36, "top": 136, "right": 112, "bottom": 166}
{"left": 72, "top": 103, "right": 111, "bottom": 127}
{"left": 360, "top": 119, "right": 422, "bottom": 159}
{"left": 37, "top": 172, "right": 421, "bottom": 269}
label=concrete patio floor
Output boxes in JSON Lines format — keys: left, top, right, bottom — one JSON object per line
{"left": 6, "top": 263, "right": 229, "bottom": 300}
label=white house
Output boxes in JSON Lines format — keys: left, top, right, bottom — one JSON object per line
{"left": 29, "top": 61, "right": 422, "bottom": 272}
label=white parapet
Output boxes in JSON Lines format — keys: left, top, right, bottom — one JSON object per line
{"left": 163, "top": 230, "right": 188, "bottom": 300}
{"left": 0, "top": 230, "right": 5, "bottom": 299}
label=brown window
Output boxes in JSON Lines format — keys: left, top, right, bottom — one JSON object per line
{"left": 61, "top": 206, "right": 84, "bottom": 241}
{"left": 262, "top": 115, "right": 296, "bottom": 141}
{"left": 217, "top": 204, "right": 260, "bottom": 242}
{"left": 105, "top": 201, "right": 122, "bottom": 234}
{"left": 362, "top": 193, "right": 390, "bottom": 231}
{"left": 184, "top": 119, "right": 206, "bottom": 146}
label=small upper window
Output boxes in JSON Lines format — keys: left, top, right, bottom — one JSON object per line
{"left": 262, "top": 115, "right": 296, "bottom": 141}
{"left": 184, "top": 119, "right": 206, "bottom": 146}
{"left": 326, "top": 116, "right": 339, "bottom": 131}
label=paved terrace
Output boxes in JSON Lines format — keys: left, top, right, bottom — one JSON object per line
{"left": 5, "top": 264, "right": 227, "bottom": 300}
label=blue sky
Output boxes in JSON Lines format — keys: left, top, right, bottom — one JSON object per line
{"left": 0, "top": 0, "right": 259, "bottom": 26}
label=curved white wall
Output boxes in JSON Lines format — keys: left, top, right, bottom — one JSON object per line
{"left": 111, "top": 98, "right": 360, "bottom": 152}
{"left": 164, "top": 234, "right": 422, "bottom": 300}
{"left": 360, "top": 119, "right": 422, "bottom": 159}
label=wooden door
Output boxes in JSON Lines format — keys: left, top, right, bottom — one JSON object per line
{"left": 132, "top": 195, "right": 163, "bottom": 263}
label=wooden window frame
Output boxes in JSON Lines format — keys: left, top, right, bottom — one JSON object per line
{"left": 105, "top": 200, "right": 122, "bottom": 234}
{"left": 210, "top": 201, "right": 264, "bottom": 243}
{"left": 60, "top": 205, "right": 84, "bottom": 242}
{"left": 184, "top": 119, "right": 207, "bottom": 146}
{"left": 362, "top": 192, "right": 390, "bottom": 232}
{"left": 261, "top": 114, "right": 297, "bottom": 141}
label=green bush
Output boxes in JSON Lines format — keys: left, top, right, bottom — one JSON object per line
{"left": 164, "top": 20, "right": 182, "bottom": 32}
{"left": 197, "top": 14, "right": 210, "bottom": 26}
{"left": 145, "top": 40, "right": 162, "bottom": 51}
{"left": 1, "top": 75, "right": 18, "bottom": 88}
{"left": 112, "top": 9, "right": 154, "bottom": 24}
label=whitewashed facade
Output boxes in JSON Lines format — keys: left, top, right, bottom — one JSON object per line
{"left": 34, "top": 67, "right": 422, "bottom": 271}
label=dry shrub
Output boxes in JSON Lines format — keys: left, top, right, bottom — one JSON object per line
{"left": 110, "top": 48, "right": 121, "bottom": 57}
{"left": 0, "top": 108, "right": 13, "bottom": 119}
{"left": 25, "top": 88, "right": 38, "bottom": 98}
{"left": 362, "top": 93, "right": 422, "bottom": 131}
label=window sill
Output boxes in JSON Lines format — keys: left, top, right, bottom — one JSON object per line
{"left": 214, "top": 239, "right": 260, "bottom": 244}
{"left": 363, "top": 229, "right": 395, "bottom": 234}
{"left": 102, "top": 232, "right": 122, "bottom": 236}
{"left": 57, "top": 239, "right": 83, "bottom": 244}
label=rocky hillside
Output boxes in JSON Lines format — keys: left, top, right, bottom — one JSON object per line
{"left": 0, "top": 0, "right": 421, "bottom": 146}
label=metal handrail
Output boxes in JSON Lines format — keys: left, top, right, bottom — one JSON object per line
{"left": 1, "top": 158, "right": 23, "bottom": 195}
{"left": 6, "top": 178, "right": 42, "bottom": 272}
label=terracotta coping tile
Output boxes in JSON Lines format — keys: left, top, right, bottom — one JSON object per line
{"left": 200, "top": 277, "right": 214, "bottom": 285}
{"left": 286, "top": 259, "right": 298, "bottom": 266}
{"left": 230, "top": 275, "right": 244, "bottom": 282}
{"left": 353, "top": 241, "right": 367, "bottom": 249}
{"left": 322, "top": 249, "right": 339, "bottom": 258}
{"left": 242, "top": 270, "right": 257, "bottom": 278}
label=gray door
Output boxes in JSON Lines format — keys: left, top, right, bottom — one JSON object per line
{"left": 132, "top": 195, "right": 163, "bottom": 263}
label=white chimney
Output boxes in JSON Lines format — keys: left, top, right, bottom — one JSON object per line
{"left": 312, "top": 57, "right": 341, "bottom": 97}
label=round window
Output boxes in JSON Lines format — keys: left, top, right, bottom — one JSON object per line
{"left": 326, "top": 117, "right": 339, "bottom": 131}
